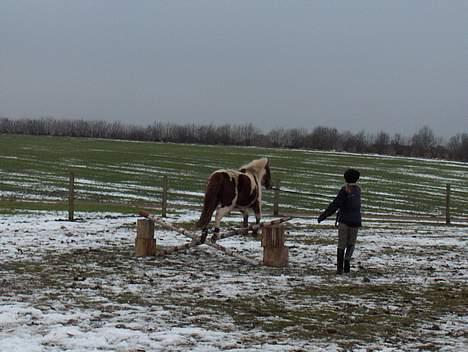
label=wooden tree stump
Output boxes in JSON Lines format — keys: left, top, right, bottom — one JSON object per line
{"left": 261, "top": 224, "right": 288, "bottom": 267}
{"left": 135, "top": 219, "right": 156, "bottom": 256}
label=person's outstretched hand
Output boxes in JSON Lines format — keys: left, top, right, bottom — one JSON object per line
{"left": 317, "top": 213, "right": 326, "bottom": 223}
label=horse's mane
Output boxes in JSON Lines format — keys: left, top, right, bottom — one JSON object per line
{"left": 239, "top": 158, "right": 269, "bottom": 176}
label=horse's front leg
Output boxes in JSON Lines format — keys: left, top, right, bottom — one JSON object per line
{"left": 240, "top": 210, "right": 249, "bottom": 234}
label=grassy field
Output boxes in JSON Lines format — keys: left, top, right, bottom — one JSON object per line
{"left": 0, "top": 134, "right": 467, "bottom": 221}
{"left": 1, "top": 135, "right": 467, "bottom": 350}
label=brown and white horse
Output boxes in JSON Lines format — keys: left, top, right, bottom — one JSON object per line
{"left": 197, "top": 158, "right": 272, "bottom": 243}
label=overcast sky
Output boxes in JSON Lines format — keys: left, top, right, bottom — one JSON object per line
{"left": 1, "top": 1, "right": 467, "bottom": 137}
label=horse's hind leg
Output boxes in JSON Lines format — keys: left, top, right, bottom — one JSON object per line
{"left": 198, "top": 205, "right": 216, "bottom": 244}
{"left": 214, "top": 206, "right": 231, "bottom": 230}
{"left": 210, "top": 206, "right": 231, "bottom": 242}
{"left": 200, "top": 228, "right": 209, "bottom": 244}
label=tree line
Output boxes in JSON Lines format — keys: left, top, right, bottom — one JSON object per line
{"left": 1, "top": 117, "right": 467, "bottom": 161}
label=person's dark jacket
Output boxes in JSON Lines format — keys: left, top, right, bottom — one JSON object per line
{"left": 318, "top": 184, "right": 362, "bottom": 227}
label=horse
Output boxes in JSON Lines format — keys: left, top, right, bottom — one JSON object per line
{"left": 196, "top": 157, "right": 272, "bottom": 243}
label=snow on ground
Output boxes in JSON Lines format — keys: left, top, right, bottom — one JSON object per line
{"left": 0, "top": 211, "right": 467, "bottom": 351}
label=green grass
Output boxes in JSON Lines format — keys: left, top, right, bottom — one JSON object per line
{"left": 1, "top": 134, "right": 467, "bottom": 220}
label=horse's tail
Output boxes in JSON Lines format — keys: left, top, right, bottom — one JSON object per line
{"left": 196, "top": 172, "right": 223, "bottom": 228}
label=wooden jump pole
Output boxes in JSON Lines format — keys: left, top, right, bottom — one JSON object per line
{"left": 139, "top": 210, "right": 267, "bottom": 266}
{"left": 156, "top": 216, "right": 293, "bottom": 256}
{"left": 155, "top": 225, "right": 257, "bottom": 256}
{"left": 217, "top": 216, "right": 292, "bottom": 240}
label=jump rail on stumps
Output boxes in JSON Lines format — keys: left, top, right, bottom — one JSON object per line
{"left": 138, "top": 210, "right": 292, "bottom": 266}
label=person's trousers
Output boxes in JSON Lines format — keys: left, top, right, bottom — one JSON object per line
{"left": 338, "top": 223, "right": 358, "bottom": 260}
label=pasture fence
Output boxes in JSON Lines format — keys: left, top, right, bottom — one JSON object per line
{"left": 271, "top": 182, "right": 457, "bottom": 225}
{"left": 161, "top": 175, "right": 168, "bottom": 218}
{"left": 273, "top": 180, "right": 280, "bottom": 216}
{"left": 66, "top": 171, "right": 172, "bottom": 221}
{"left": 62, "top": 171, "right": 464, "bottom": 226}
{"left": 446, "top": 183, "right": 451, "bottom": 225}
{"left": 68, "top": 171, "right": 75, "bottom": 221}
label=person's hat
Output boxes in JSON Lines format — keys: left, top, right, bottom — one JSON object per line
{"left": 344, "top": 168, "right": 360, "bottom": 183}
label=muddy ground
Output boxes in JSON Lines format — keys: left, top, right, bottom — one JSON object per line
{"left": 1, "top": 212, "right": 467, "bottom": 351}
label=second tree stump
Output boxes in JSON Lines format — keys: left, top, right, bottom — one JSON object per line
{"left": 261, "top": 223, "right": 288, "bottom": 267}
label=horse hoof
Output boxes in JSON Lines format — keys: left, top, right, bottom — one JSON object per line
{"left": 199, "top": 229, "right": 209, "bottom": 244}
{"left": 210, "top": 234, "right": 218, "bottom": 243}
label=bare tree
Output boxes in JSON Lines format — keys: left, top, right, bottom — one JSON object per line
{"left": 448, "top": 133, "right": 468, "bottom": 161}
{"left": 412, "top": 126, "right": 436, "bottom": 157}
{"left": 373, "top": 131, "right": 391, "bottom": 155}
{"left": 309, "top": 126, "right": 339, "bottom": 150}
{"left": 2, "top": 117, "right": 465, "bottom": 161}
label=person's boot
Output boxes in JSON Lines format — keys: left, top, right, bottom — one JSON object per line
{"left": 344, "top": 259, "right": 350, "bottom": 273}
{"left": 336, "top": 248, "right": 345, "bottom": 275}
{"left": 344, "top": 245, "right": 354, "bottom": 274}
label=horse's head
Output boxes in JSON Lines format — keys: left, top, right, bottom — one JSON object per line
{"left": 240, "top": 157, "right": 272, "bottom": 189}
{"left": 262, "top": 159, "right": 272, "bottom": 189}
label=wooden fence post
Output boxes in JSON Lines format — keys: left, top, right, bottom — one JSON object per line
{"left": 161, "top": 176, "right": 168, "bottom": 218}
{"left": 446, "top": 183, "right": 451, "bottom": 225}
{"left": 273, "top": 180, "right": 280, "bottom": 216}
{"left": 68, "top": 171, "right": 75, "bottom": 221}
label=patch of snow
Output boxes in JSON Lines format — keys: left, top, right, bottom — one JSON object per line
{"left": 0, "top": 211, "right": 467, "bottom": 351}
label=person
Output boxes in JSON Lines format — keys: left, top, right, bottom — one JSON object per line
{"left": 317, "top": 168, "right": 361, "bottom": 275}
